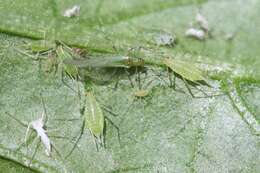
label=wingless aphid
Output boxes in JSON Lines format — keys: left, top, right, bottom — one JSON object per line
{"left": 162, "top": 58, "right": 208, "bottom": 97}
{"left": 65, "top": 87, "right": 120, "bottom": 159}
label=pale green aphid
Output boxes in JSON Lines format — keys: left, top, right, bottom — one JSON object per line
{"left": 85, "top": 91, "right": 104, "bottom": 142}
{"left": 162, "top": 58, "right": 207, "bottom": 97}
{"left": 65, "top": 89, "right": 120, "bottom": 158}
{"left": 134, "top": 89, "right": 149, "bottom": 98}
{"left": 162, "top": 58, "right": 205, "bottom": 82}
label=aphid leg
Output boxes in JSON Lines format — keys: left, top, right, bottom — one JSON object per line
{"left": 150, "top": 68, "right": 169, "bottom": 86}
{"left": 100, "top": 134, "right": 105, "bottom": 148}
{"left": 92, "top": 133, "right": 99, "bottom": 151}
{"left": 61, "top": 70, "right": 78, "bottom": 93}
{"left": 167, "top": 67, "right": 173, "bottom": 88}
{"left": 182, "top": 77, "right": 196, "bottom": 98}
{"left": 118, "top": 101, "right": 134, "bottom": 126}
{"left": 137, "top": 68, "right": 141, "bottom": 90}
{"left": 113, "top": 75, "right": 120, "bottom": 91}
{"left": 40, "top": 95, "right": 48, "bottom": 125}
{"left": 173, "top": 74, "right": 176, "bottom": 90}
{"left": 101, "top": 105, "right": 119, "bottom": 117}
{"left": 192, "top": 83, "right": 211, "bottom": 98}
{"left": 104, "top": 116, "right": 121, "bottom": 147}
{"left": 126, "top": 70, "right": 135, "bottom": 88}
{"left": 51, "top": 142, "right": 63, "bottom": 159}
{"left": 48, "top": 135, "right": 83, "bottom": 160}
{"left": 192, "top": 82, "right": 225, "bottom": 98}
{"left": 65, "top": 120, "right": 85, "bottom": 159}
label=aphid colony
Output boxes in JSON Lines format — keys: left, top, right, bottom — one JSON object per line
{"left": 7, "top": 7, "right": 214, "bottom": 166}
{"left": 12, "top": 39, "right": 207, "bottom": 162}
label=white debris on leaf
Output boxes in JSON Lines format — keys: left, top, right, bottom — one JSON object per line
{"left": 195, "top": 12, "right": 209, "bottom": 32}
{"left": 63, "top": 5, "right": 80, "bottom": 18}
{"left": 154, "top": 33, "right": 176, "bottom": 46}
{"left": 185, "top": 28, "right": 205, "bottom": 40}
{"left": 26, "top": 112, "right": 51, "bottom": 156}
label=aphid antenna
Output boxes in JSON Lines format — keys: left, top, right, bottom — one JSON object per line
{"left": 56, "top": 40, "right": 74, "bottom": 53}
{"left": 5, "top": 111, "right": 28, "bottom": 127}
{"left": 101, "top": 105, "right": 119, "bottom": 117}
{"left": 14, "top": 47, "right": 40, "bottom": 60}
{"left": 52, "top": 118, "right": 80, "bottom": 122}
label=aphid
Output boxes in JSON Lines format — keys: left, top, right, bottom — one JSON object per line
{"left": 195, "top": 12, "right": 209, "bottom": 32}
{"left": 134, "top": 89, "right": 149, "bottom": 98}
{"left": 85, "top": 91, "right": 105, "bottom": 145}
{"left": 162, "top": 58, "right": 205, "bottom": 82}
{"left": 63, "top": 55, "right": 144, "bottom": 68}
{"left": 65, "top": 90, "right": 120, "bottom": 158}
{"left": 63, "top": 5, "right": 80, "bottom": 18}
{"left": 185, "top": 28, "right": 205, "bottom": 40}
{"left": 162, "top": 58, "right": 207, "bottom": 97}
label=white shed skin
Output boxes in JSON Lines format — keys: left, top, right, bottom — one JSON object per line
{"left": 26, "top": 112, "right": 51, "bottom": 156}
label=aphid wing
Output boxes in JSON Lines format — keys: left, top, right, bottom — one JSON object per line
{"left": 163, "top": 58, "right": 205, "bottom": 81}
{"left": 85, "top": 92, "right": 104, "bottom": 138}
{"left": 63, "top": 56, "right": 129, "bottom": 68}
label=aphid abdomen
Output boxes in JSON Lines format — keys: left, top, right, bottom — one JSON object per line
{"left": 85, "top": 92, "right": 104, "bottom": 138}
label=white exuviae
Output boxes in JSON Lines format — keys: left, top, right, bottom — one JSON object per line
{"left": 185, "top": 28, "right": 205, "bottom": 40}
{"left": 63, "top": 5, "right": 80, "bottom": 18}
{"left": 195, "top": 12, "right": 209, "bottom": 32}
{"left": 25, "top": 112, "right": 51, "bottom": 156}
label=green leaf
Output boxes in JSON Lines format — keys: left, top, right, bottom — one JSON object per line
{"left": 0, "top": 0, "right": 260, "bottom": 172}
